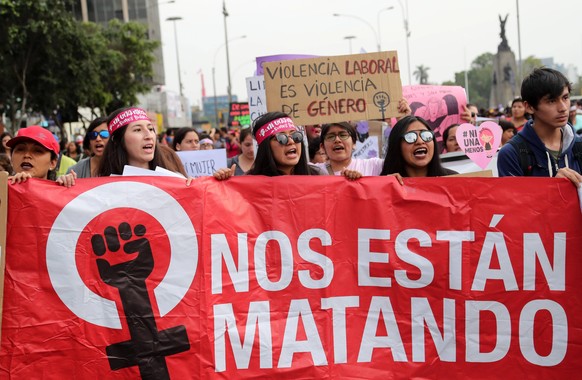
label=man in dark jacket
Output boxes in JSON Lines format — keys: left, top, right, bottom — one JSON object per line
{"left": 497, "top": 67, "right": 582, "bottom": 187}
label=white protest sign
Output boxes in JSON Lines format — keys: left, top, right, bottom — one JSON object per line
{"left": 353, "top": 136, "right": 380, "bottom": 159}
{"left": 176, "top": 149, "right": 227, "bottom": 178}
{"left": 246, "top": 75, "right": 267, "bottom": 124}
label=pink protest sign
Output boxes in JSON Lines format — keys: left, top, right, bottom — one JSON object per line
{"left": 396, "top": 85, "right": 468, "bottom": 143}
{"left": 456, "top": 121, "right": 502, "bottom": 169}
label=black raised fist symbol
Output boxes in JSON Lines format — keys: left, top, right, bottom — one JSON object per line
{"left": 373, "top": 91, "right": 390, "bottom": 109}
{"left": 91, "top": 222, "right": 190, "bottom": 379}
{"left": 91, "top": 222, "right": 154, "bottom": 288}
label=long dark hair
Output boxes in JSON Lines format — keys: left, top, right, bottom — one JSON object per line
{"left": 173, "top": 127, "right": 199, "bottom": 151}
{"left": 380, "top": 115, "right": 449, "bottom": 177}
{"left": 247, "top": 112, "right": 317, "bottom": 176}
{"left": 82, "top": 116, "right": 108, "bottom": 153}
{"left": 0, "top": 132, "right": 12, "bottom": 154}
{"left": 98, "top": 107, "right": 162, "bottom": 176}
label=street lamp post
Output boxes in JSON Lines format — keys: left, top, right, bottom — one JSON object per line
{"left": 395, "top": 0, "right": 412, "bottom": 85}
{"left": 333, "top": 13, "right": 380, "bottom": 52}
{"left": 166, "top": 16, "right": 183, "bottom": 96}
{"left": 222, "top": 0, "right": 233, "bottom": 105}
{"left": 212, "top": 35, "right": 247, "bottom": 128}
{"left": 344, "top": 36, "right": 356, "bottom": 54}
{"left": 376, "top": 6, "right": 394, "bottom": 51}
{"left": 516, "top": 0, "right": 523, "bottom": 84}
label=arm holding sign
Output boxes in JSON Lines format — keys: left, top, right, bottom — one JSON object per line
{"left": 56, "top": 170, "right": 77, "bottom": 188}
{"left": 8, "top": 172, "right": 33, "bottom": 184}
{"left": 556, "top": 167, "right": 582, "bottom": 187}
{"left": 396, "top": 98, "right": 412, "bottom": 121}
{"left": 460, "top": 104, "right": 473, "bottom": 123}
{"left": 213, "top": 164, "right": 237, "bottom": 181}
{"left": 340, "top": 167, "right": 362, "bottom": 181}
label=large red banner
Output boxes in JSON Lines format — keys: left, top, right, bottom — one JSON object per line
{"left": 1, "top": 176, "right": 581, "bottom": 379}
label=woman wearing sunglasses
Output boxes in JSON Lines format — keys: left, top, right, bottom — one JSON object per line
{"left": 214, "top": 112, "right": 322, "bottom": 179}
{"left": 64, "top": 117, "right": 110, "bottom": 179}
{"left": 380, "top": 115, "right": 456, "bottom": 182}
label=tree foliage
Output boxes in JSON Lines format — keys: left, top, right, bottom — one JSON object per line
{"left": 0, "top": 0, "right": 158, "bottom": 132}
{"left": 445, "top": 54, "right": 547, "bottom": 110}
{"left": 447, "top": 53, "right": 494, "bottom": 110}
{"left": 414, "top": 65, "right": 430, "bottom": 84}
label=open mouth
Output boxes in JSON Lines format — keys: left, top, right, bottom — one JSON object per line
{"left": 332, "top": 145, "right": 345, "bottom": 152}
{"left": 413, "top": 147, "right": 428, "bottom": 158}
{"left": 143, "top": 144, "right": 154, "bottom": 152}
{"left": 285, "top": 147, "right": 298, "bottom": 157}
{"left": 20, "top": 162, "right": 33, "bottom": 170}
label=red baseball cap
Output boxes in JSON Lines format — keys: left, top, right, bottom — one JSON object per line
{"left": 7, "top": 125, "right": 60, "bottom": 155}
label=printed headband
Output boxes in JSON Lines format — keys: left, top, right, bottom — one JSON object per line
{"left": 108, "top": 107, "right": 150, "bottom": 135}
{"left": 255, "top": 117, "right": 296, "bottom": 145}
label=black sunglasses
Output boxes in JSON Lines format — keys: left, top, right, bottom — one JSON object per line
{"left": 402, "top": 130, "right": 434, "bottom": 144}
{"left": 274, "top": 131, "right": 303, "bottom": 145}
{"left": 88, "top": 130, "right": 110, "bottom": 140}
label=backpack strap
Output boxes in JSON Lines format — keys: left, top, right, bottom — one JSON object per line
{"left": 572, "top": 140, "right": 582, "bottom": 171}
{"left": 325, "top": 162, "right": 335, "bottom": 175}
{"left": 507, "top": 135, "right": 535, "bottom": 176}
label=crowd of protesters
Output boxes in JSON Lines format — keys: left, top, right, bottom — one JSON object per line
{"left": 2, "top": 67, "right": 581, "bottom": 189}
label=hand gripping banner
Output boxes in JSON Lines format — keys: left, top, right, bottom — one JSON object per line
{"left": 1, "top": 176, "right": 581, "bottom": 379}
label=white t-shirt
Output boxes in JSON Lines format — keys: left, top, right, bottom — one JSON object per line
{"left": 314, "top": 158, "right": 384, "bottom": 176}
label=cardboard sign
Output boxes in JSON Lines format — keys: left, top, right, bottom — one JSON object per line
{"left": 264, "top": 51, "right": 403, "bottom": 125}
{"left": 456, "top": 122, "right": 502, "bottom": 169}
{"left": 2, "top": 176, "right": 582, "bottom": 379}
{"left": 176, "top": 149, "right": 227, "bottom": 177}
{"left": 246, "top": 75, "right": 267, "bottom": 124}
{"left": 228, "top": 102, "right": 250, "bottom": 127}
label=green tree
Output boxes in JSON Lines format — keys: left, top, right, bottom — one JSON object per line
{"left": 100, "top": 19, "right": 158, "bottom": 115}
{"left": 414, "top": 65, "right": 430, "bottom": 84}
{"left": 519, "top": 55, "right": 543, "bottom": 82}
{"left": 448, "top": 53, "right": 494, "bottom": 110}
{"left": 0, "top": 0, "right": 158, "bottom": 132}
{"left": 0, "top": 0, "right": 83, "bottom": 132}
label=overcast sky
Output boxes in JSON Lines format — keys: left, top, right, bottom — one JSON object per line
{"left": 156, "top": 0, "right": 582, "bottom": 108}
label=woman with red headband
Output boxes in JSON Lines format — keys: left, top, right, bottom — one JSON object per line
{"left": 55, "top": 107, "right": 192, "bottom": 187}
{"left": 96, "top": 107, "right": 162, "bottom": 176}
{"left": 213, "top": 112, "right": 323, "bottom": 179}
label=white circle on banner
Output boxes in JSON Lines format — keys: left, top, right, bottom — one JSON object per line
{"left": 46, "top": 181, "right": 197, "bottom": 329}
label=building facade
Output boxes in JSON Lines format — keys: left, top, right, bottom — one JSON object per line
{"left": 71, "top": 0, "right": 165, "bottom": 85}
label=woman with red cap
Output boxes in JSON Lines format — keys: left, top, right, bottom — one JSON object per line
{"left": 7, "top": 125, "right": 61, "bottom": 184}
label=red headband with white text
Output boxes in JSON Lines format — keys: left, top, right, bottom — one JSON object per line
{"left": 108, "top": 108, "right": 150, "bottom": 135}
{"left": 255, "top": 117, "right": 296, "bottom": 145}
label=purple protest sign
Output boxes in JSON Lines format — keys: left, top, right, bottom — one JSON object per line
{"left": 255, "top": 54, "right": 318, "bottom": 75}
